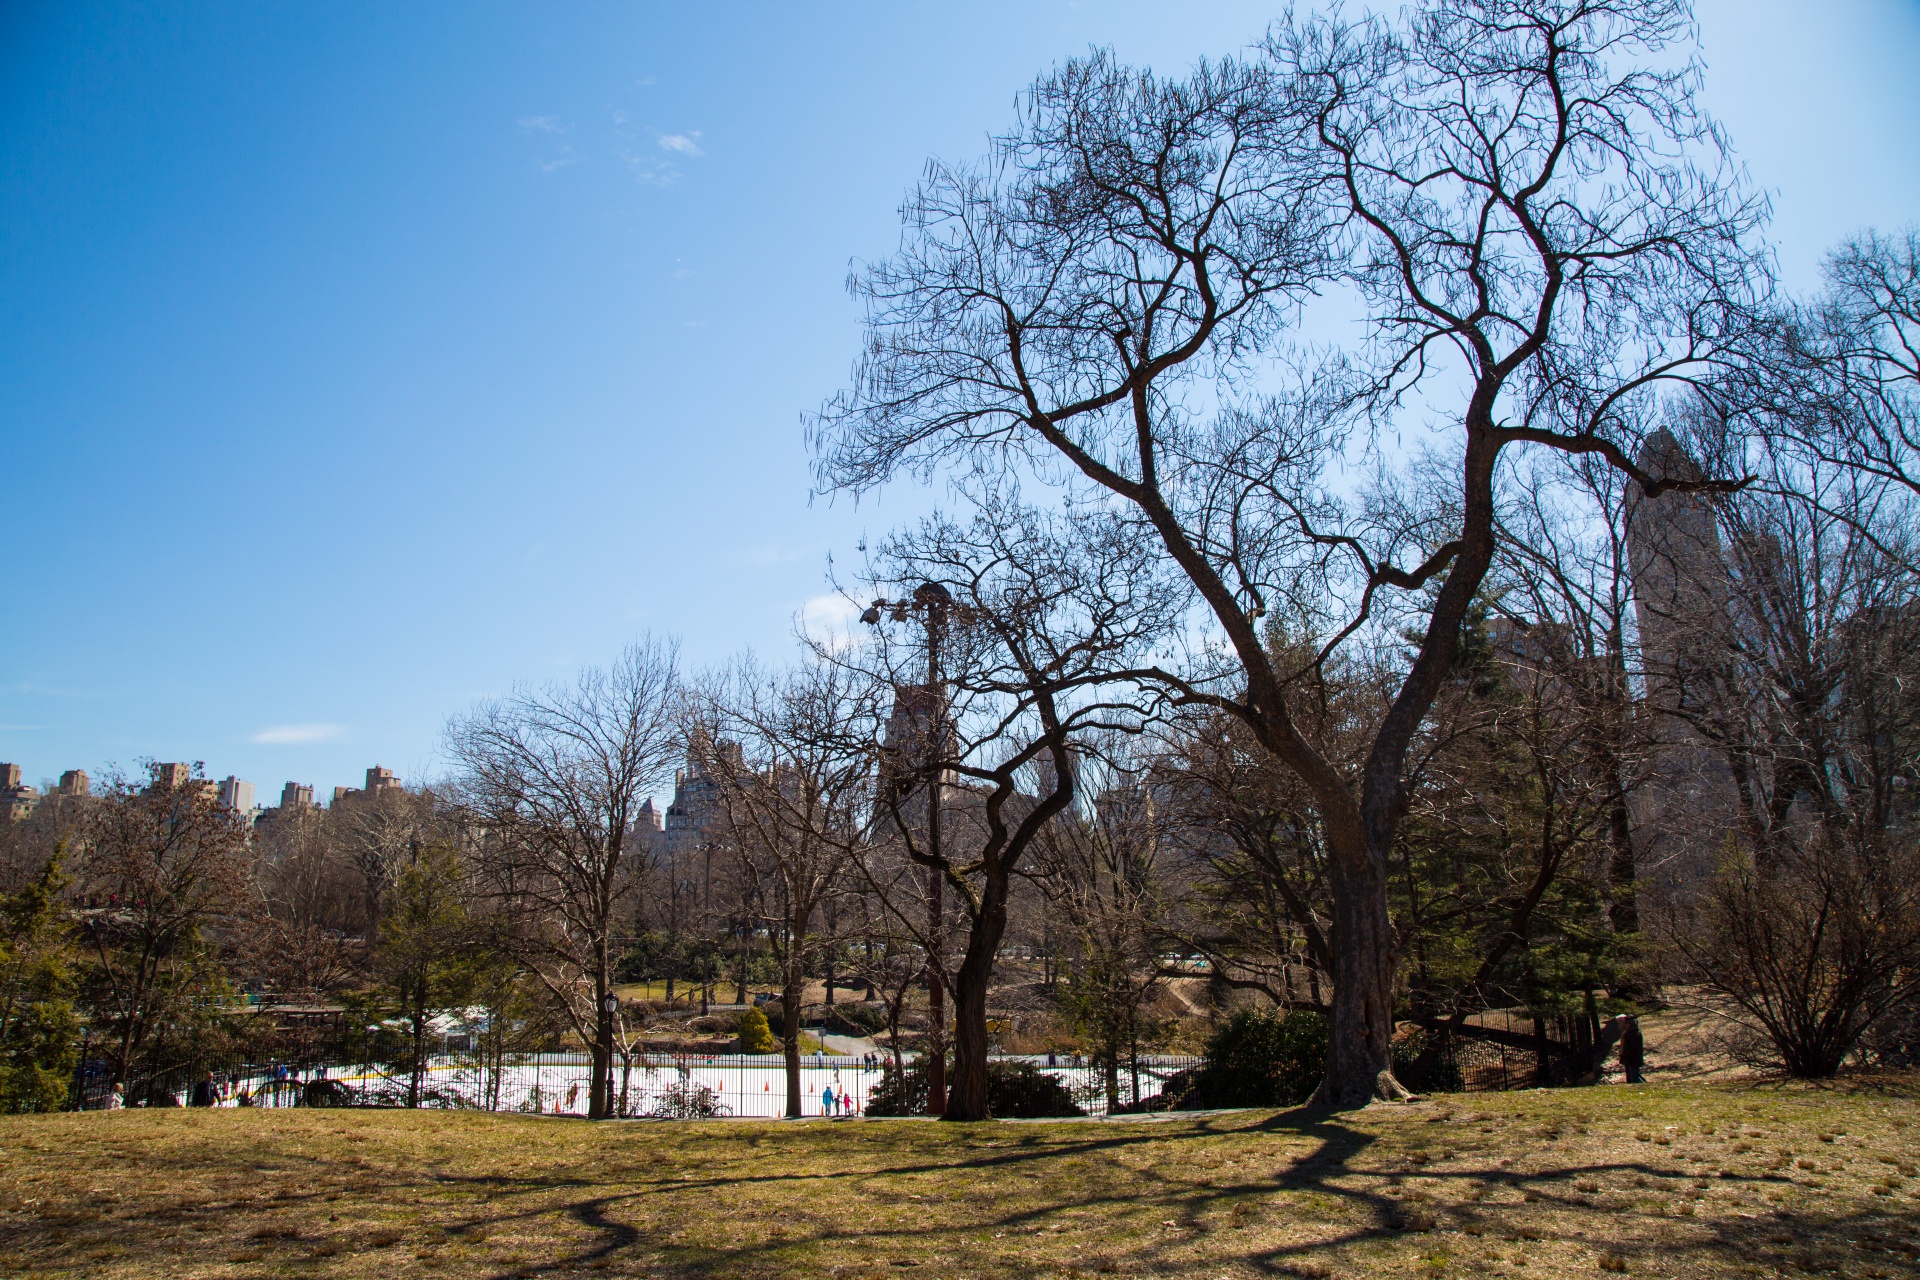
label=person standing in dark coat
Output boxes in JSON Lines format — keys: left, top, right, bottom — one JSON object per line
{"left": 188, "top": 1070, "right": 217, "bottom": 1107}
{"left": 1619, "top": 1016, "right": 1646, "bottom": 1084}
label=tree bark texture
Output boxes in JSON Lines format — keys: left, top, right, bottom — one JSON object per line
{"left": 944, "top": 883, "right": 1008, "bottom": 1122}
{"left": 783, "top": 969, "right": 805, "bottom": 1118}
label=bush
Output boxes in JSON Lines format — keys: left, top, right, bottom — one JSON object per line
{"left": 863, "top": 1061, "right": 926, "bottom": 1116}
{"left": 865, "top": 1058, "right": 1083, "bottom": 1118}
{"left": 1174, "top": 1009, "right": 1328, "bottom": 1109}
{"left": 1672, "top": 836, "right": 1920, "bottom": 1077}
{"left": 986, "top": 1061, "right": 1083, "bottom": 1117}
{"left": 1392, "top": 1028, "right": 1465, "bottom": 1094}
{"left": 735, "top": 1006, "right": 776, "bottom": 1054}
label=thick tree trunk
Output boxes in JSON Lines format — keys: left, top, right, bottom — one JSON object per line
{"left": 590, "top": 1019, "right": 611, "bottom": 1119}
{"left": 944, "top": 882, "right": 1009, "bottom": 1122}
{"left": 946, "top": 959, "right": 993, "bottom": 1121}
{"left": 408, "top": 984, "right": 426, "bottom": 1109}
{"left": 1315, "top": 828, "right": 1409, "bottom": 1108}
{"left": 783, "top": 969, "right": 805, "bottom": 1118}
{"left": 736, "top": 929, "right": 750, "bottom": 1006}
{"left": 590, "top": 929, "right": 614, "bottom": 1120}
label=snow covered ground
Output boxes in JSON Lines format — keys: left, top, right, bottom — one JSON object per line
{"left": 208, "top": 1053, "right": 1191, "bottom": 1118}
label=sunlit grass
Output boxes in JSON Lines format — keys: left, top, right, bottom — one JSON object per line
{"left": 4, "top": 1080, "right": 1919, "bottom": 1278}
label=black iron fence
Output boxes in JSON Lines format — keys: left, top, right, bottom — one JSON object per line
{"left": 70, "top": 1026, "right": 1583, "bottom": 1116}
{"left": 72, "top": 1051, "right": 1201, "bottom": 1118}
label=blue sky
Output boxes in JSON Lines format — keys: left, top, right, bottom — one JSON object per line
{"left": 2, "top": 1, "right": 1917, "bottom": 801}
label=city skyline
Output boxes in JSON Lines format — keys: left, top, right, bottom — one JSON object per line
{"left": 3, "top": 1, "right": 1917, "bottom": 802}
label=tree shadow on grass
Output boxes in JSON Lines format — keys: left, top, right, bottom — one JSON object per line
{"left": 430, "top": 1107, "right": 1384, "bottom": 1278}
{"left": 12, "top": 1106, "right": 1920, "bottom": 1279}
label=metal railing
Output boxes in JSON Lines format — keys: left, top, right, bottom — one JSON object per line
{"left": 72, "top": 1051, "right": 1202, "bottom": 1118}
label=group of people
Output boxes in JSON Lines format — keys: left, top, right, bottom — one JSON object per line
{"left": 98, "top": 1062, "right": 326, "bottom": 1109}
{"left": 820, "top": 1082, "right": 858, "bottom": 1117}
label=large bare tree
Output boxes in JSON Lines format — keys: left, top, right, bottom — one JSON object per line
{"left": 78, "top": 764, "right": 251, "bottom": 1095}
{"left": 815, "top": 0, "right": 1770, "bottom": 1104}
{"left": 847, "top": 498, "right": 1178, "bottom": 1120}
{"left": 447, "top": 637, "right": 681, "bottom": 1119}
{"left": 1649, "top": 427, "right": 1920, "bottom": 1074}
{"left": 330, "top": 785, "right": 440, "bottom": 947}
{"left": 1769, "top": 229, "right": 1920, "bottom": 511}
{"left": 690, "top": 657, "right": 883, "bottom": 1117}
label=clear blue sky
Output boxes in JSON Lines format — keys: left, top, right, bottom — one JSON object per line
{"left": 3, "top": 1, "right": 1917, "bottom": 801}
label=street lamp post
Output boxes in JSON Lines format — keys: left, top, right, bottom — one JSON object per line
{"left": 862, "top": 581, "right": 954, "bottom": 1117}
{"left": 601, "top": 991, "right": 620, "bottom": 1117}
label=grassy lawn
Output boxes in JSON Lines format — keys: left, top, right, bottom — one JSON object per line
{"left": 4, "top": 1082, "right": 1920, "bottom": 1279}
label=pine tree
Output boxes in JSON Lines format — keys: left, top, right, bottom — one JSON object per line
{"left": 0, "top": 851, "right": 81, "bottom": 1112}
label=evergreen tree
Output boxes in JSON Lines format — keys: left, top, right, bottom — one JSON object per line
{"left": 0, "top": 852, "right": 80, "bottom": 1112}
{"left": 734, "top": 1005, "right": 776, "bottom": 1054}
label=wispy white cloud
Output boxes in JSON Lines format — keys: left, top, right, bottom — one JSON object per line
{"left": 518, "top": 116, "right": 580, "bottom": 172}
{"left": 618, "top": 149, "right": 682, "bottom": 186}
{"left": 5, "top": 680, "right": 104, "bottom": 699}
{"left": 799, "top": 594, "right": 862, "bottom": 652}
{"left": 657, "top": 132, "right": 703, "bottom": 156}
{"left": 251, "top": 723, "right": 346, "bottom": 745}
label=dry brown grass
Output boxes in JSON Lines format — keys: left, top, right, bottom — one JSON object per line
{"left": 5, "top": 1079, "right": 1920, "bottom": 1278}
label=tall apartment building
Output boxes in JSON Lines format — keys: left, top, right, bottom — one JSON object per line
{"left": 332, "top": 765, "right": 404, "bottom": 806}
{"left": 218, "top": 776, "right": 256, "bottom": 812}
{"left": 1624, "top": 429, "right": 1743, "bottom": 902}
{"left": 0, "top": 763, "right": 37, "bottom": 821}
{"left": 652, "top": 747, "right": 737, "bottom": 941}
{"left": 149, "top": 763, "right": 224, "bottom": 804}
{"left": 279, "top": 781, "right": 315, "bottom": 809}
{"left": 662, "top": 747, "right": 734, "bottom": 862}
{"left": 1, "top": 766, "right": 94, "bottom": 820}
